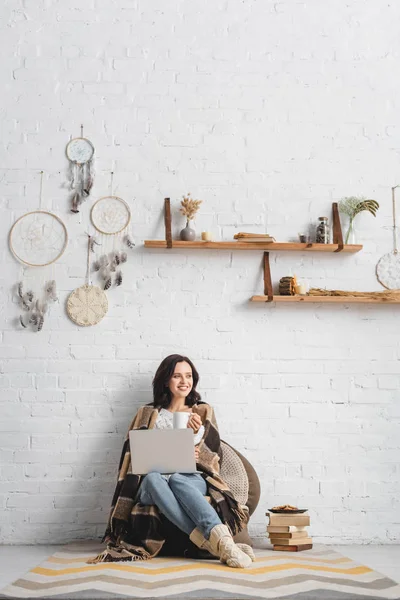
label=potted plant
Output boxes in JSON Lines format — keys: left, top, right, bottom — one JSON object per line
{"left": 179, "top": 193, "right": 202, "bottom": 241}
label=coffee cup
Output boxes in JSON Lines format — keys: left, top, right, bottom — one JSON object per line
{"left": 173, "top": 412, "right": 190, "bottom": 429}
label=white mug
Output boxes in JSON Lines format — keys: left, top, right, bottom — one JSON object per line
{"left": 173, "top": 411, "right": 190, "bottom": 429}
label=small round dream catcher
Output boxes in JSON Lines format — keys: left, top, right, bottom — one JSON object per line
{"left": 67, "top": 235, "right": 108, "bottom": 327}
{"left": 66, "top": 126, "right": 95, "bottom": 213}
{"left": 9, "top": 172, "right": 68, "bottom": 331}
{"left": 376, "top": 185, "right": 400, "bottom": 289}
{"left": 90, "top": 173, "right": 135, "bottom": 291}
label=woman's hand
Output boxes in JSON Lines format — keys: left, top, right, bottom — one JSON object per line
{"left": 187, "top": 412, "right": 202, "bottom": 434}
{"left": 194, "top": 446, "right": 200, "bottom": 462}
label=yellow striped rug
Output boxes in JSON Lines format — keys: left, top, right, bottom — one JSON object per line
{"left": 1, "top": 541, "right": 399, "bottom": 599}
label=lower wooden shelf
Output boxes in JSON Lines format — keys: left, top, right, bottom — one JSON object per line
{"left": 251, "top": 295, "right": 400, "bottom": 304}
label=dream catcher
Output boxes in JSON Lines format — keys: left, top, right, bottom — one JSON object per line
{"left": 67, "top": 235, "right": 108, "bottom": 326}
{"left": 376, "top": 185, "right": 400, "bottom": 289}
{"left": 66, "top": 125, "right": 95, "bottom": 213}
{"left": 90, "top": 172, "right": 135, "bottom": 291}
{"left": 9, "top": 172, "right": 68, "bottom": 331}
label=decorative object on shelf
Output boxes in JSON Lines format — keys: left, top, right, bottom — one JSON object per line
{"left": 294, "top": 279, "right": 308, "bottom": 295}
{"left": 9, "top": 172, "right": 66, "bottom": 331}
{"left": 376, "top": 185, "right": 400, "bottom": 289}
{"left": 298, "top": 233, "right": 307, "bottom": 243}
{"left": 179, "top": 193, "right": 202, "bottom": 241}
{"left": 308, "top": 287, "right": 400, "bottom": 300}
{"left": 66, "top": 125, "right": 95, "bottom": 213}
{"left": 279, "top": 276, "right": 296, "bottom": 296}
{"left": 339, "top": 196, "right": 379, "bottom": 244}
{"left": 67, "top": 235, "right": 108, "bottom": 326}
{"left": 201, "top": 231, "right": 213, "bottom": 241}
{"left": 316, "top": 217, "right": 329, "bottom": 244}
{"left": 234, "top": 232, "right": 276, "bottom": 243}
{"left": 90, "top": 172, "right": 133, "bottom": 290}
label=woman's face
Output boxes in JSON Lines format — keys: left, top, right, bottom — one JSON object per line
{"left": 168, "top": 361, "right": 193, "bottom": 400}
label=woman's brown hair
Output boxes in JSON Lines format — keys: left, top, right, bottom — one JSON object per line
{"left": 152, "top": 354, "right": 201, "bottom": 409}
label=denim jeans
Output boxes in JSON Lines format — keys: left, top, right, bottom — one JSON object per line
{"left": 137, "top": 472, "right": 221, "bottom": 539}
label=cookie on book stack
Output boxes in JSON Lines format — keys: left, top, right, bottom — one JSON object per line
{"left": 266, "top": 505, "right": 312, "bottom": 552}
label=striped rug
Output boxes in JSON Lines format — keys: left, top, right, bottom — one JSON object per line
{"left": 1, "top": 541, "right": 399, "bottom": 600}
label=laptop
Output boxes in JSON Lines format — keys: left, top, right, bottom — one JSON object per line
{"left": 129, "top": 429, "right": 197, "bottom": 475}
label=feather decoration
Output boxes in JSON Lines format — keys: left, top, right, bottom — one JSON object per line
{"left": 71, "top": 192, "right": 80, "bottom": 213}
{"left": 120, "top": 252, "right": 127, "bottom": 263}
{"left": 114, "top": 253, "right": 121, "bottom": 265}
{"left": 26, "top": 290, "right": 34, "bottom": 303}
{"left": 37, "top": 315, "right": 44, "bottom": 332}
{"left": 17, "top": 282, "right": 24, "bottom": 299}
{"left": 109, "top": 261, "right": 117, "bottom": 273}
{"left": 99, "top": 254, "right": 109, "bottom": 267}
{"left": 20, "top": 294, "right": 32, "bottom": 311}
{"left": 100, "top": 267, "right": 110, "bottom": 280}
{"left": 89, "top": 237, "right": 100, "bottom": 253}
{"left": 104, "top": 277, "right": 112, "bottom": 291}
{"left": 46, "top": 280, "right": 58, "bottom": 301}
{"left": 92, "top": 260, "right": 101, "bottom": 272}
{"left": 125, "top": 235, "right": 135, "bottom": 249}
{"left": 115, "top": 270, "right": 123, "bottom": 286}
{"left": 19, "top": 315, "right": 27, "bottom": 328}
{"left": 29, "top": 312, "right": 38, "bottom": 326}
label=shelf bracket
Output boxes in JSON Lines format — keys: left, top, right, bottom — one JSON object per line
{"left": 263, "top": 252, "right": 273, "bottom": 302}
{"left": 164, "top": 198, "right": 172, "bottom": 249}
{"left": 332, "top": 202, "right": 344, "bottom": 252}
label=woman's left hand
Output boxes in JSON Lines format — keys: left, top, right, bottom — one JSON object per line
{"left": 187, "top": 412, "right": 202, "bottom": 434}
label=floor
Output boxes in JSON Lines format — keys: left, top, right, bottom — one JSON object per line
{"left": 0, "top": 544, "right": 399, "bottom": 591}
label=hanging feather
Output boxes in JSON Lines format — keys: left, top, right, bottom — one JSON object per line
{"left": 125, "top": 234, "right": 135, "bottom": 249}
{"left": 89, "top": 237, "right": 100, "bottom": 253}
{"left": 20, "top": 294, "right": 32, "bottom": 311}
{"left": 19, "top": 315, "right": 27, "bottom": 328}
{"left": 29, "top": 311, "right": 38, "bottom": 326}
{"left": 99, "top": 254, "right": 109, "bottom": 267}
{"left": 17, "top": 282, "right": 24, "bottom": 299}
{"left": 92, "top": 259, "right": 101, "bottom": 272}
{"left": 120, "top": 251, "right": 127, "bottom": 263}
{"left": 26, "top": 290, "right": 34, "bottom": 303}
{"left": 100, "top": 267, "right": 110, "bottom": 280}
{"left": 37, "top": 315, "right": 44, "bottom": 332}
{"left": 109, "top": 260, "right": 117, "bottom": 273}
{"left": 46, "top": 280, "right": 58, "bottom": 301}
{"left": 115, "top": 270, "right": 123, "bottom": 287}
{"left": 71, "top": 191, "right": 80, "bottom": 213}
{"left": 114, "top": 253, "right": 121, "bottom": 265}
{"left": 104, "top": 277, "right": 112, "bottom": 291}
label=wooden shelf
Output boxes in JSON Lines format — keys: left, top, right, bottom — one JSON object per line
{"left": 251, "top": 295, "right": 400, "bottom": 304}
{"left": 144, "top": 240, "right": 363, "bottom": 253}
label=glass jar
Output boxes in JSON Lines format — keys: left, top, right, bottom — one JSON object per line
{"left": 316, "top": 217, "right": 329, "bottom": 244}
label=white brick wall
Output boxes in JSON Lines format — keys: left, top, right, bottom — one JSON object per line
{"left": 1, "top": 0, "right": 400, "bottom": 545}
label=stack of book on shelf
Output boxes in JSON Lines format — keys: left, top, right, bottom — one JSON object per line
{"left": 234, "top": 232, "right": 276, "bottom": 243}
{"left": 266, "top": 506, "right": 312, "bottom": 552}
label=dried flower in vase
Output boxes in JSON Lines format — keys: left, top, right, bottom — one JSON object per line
{"left": 339, "top": 196, "right": 379, "bottom": 244}
{"left": 180, "top": 193, "right": 202, "bottom": 222}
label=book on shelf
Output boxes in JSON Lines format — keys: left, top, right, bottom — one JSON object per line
{"left": 267, "top": 514, "right": 310, "bottom": 527}
{"left": 267, "top": 525, "right": 307, "bottom": 534}
{"left": 267, "top": 531, "right": 308, "bottom": 539}
{"left": 270, "top": 537, "right": 313, "bottom": 546}
{"left": 273, "top": 544, "right": 313, "bottom": 552}
{"left": 233, "top": 232, "right": 276, "bottom": 242}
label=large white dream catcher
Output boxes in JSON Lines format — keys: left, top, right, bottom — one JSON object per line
{"left": 9, "top": 172, "right": 67, "bottom": 331}
{"left": 67, "top": 235, "right": 108, "bottom": 327}
{"left": 66, "top": 126, "right": 95, "bottom": 213}
{"left": 376, "top": 185, "right": 400, "bottom": 289}
{"left": 90, "top": 172, "right": 135, "bottom": 291}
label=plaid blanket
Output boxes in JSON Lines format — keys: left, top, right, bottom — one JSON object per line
{"left": 88, "top": 402, "right": 248, "bottom": 563}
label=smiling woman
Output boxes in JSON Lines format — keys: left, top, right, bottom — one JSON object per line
{"left": 88, "top": 354, "right": 254, "bottom": 569}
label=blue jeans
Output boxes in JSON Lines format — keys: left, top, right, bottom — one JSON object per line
{"left": 138, "top": 472, "right": 221, "bottom": 539}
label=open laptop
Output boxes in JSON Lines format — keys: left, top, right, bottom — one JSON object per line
{"left": 129, "top": 429, "right": 197, "bottom": 474}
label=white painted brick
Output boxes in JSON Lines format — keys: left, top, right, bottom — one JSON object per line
{"left": 1, "top": 0, "right": 400, "bottom": 545}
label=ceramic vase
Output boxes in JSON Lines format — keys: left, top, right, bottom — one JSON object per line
{"left": 180, "top": 220, "right": 196, "bottom": 241}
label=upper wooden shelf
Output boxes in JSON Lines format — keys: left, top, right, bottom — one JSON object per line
{"left": 251, "top": 295, "right": 400, "bottom": 304}
{"left": 144, "top": 241, "right": 363, "bottom": 253}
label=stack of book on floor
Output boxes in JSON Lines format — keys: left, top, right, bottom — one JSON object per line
{"left": 266, "top": 508, "right": 312, "bottom": 552}
{"left": 234, "top": 232, "right": 276, "bottom": 243}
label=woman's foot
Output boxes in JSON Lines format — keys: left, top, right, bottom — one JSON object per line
{"left": 190, "top": 525, "right": 252, "bottom": 568}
